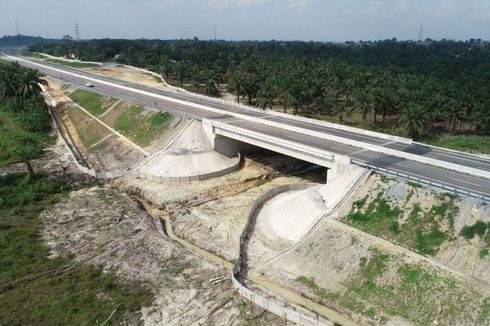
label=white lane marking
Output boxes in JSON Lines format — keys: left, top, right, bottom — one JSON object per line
{"left": 382, "top": 140, "right": 396, "bottom": 146}
{"left": 10, "top": 55, "right": 490, "bottom": 182}
{"left": 433, "top": 151, "right": 490, "bottom": 166}
{"left": 449, "top": 177, "right": 482, "bottom": 187}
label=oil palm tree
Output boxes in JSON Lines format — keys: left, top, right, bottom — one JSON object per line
{"left": 16, "top": 68, "right": 47, "bottom": 101}
{"left": 398, "top": 105, "right": 430, "bottom": 140}
{"left": 0, "top": 62, "right": 21, "bottom": 99}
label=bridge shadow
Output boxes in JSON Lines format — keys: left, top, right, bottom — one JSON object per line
{"left": 246, "top": 149, "right": 326, "bottom": 184}
{"left": 360, "top": 152, "right": 408, "bottom": 172}
{"left": 386, "top": 142, "right": 433, "bottom": 156}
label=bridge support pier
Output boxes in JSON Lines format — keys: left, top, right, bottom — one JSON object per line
{"left": 327, "top": 155, "right": 355, "bottom": 183}
{"left": 202, "top": 119, "right": 255, "bottom": 157}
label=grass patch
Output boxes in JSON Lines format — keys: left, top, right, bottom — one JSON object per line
{"left": 407, "top": 181, "right": 423, "bottom": 188}
{"left": 295, "top": 276, "right": 338, "bottom": 304}
{"left": 46, "top": 58, "right": 99, "bottom": 69}
{"left": 479, "top": 298, "right": 490, "bottom": 325}
{"left": 113, "top": 105, "right": 145, "bottom": 132}
{"left": 69, "top": 89, "right": 117, "bottom": 116}
{"left": 21, "top": 51, "right": 45, "bottom": 59}
{"left": 297, "top": 247, "right": 480, "bottom": 324}
{"left": 460, "top": 221, "right": 488, "bottom": 240}
{"left": 344, "top": 194, "right": 453, "bottom": 256}
{"left": 0, "top": 173, "right": 152, "bottom": 325}
{"left": 427, "top": 135, "right": 490, "bottom": 155}
{"left": 342, "top": 248, "right": 478, "bottom": 325}
{"left": 65, "top": 107, "right": 112, "bottom": 149}
{"left": 113, "top": 107, "right": 172, "bottom": 147}
{"left": 480, "top": 248, "right": 489, "bottom": 259}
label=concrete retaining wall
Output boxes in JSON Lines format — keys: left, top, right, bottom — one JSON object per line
{"left": 59, "top": 152, "right": 242, "bottom": 183}
{"left": 232, "top": 183, "right": 333, "bottom": 326}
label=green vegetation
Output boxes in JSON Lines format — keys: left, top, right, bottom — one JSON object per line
{"left": 31, "top": 39, "right": 490, "bottom": 142}
{"left": 0, "top": 62, "right": 52, "bottom": 176}
{"left": 480, "top": 298, "right": 490, "bottom": 324}
{"left": 428, "top": 136, "right": 490, "bottom": 155}
{"left": 460, "top": 221, "right": 488, "bottom": 240}
{"left": 0, "top": 173, "right": 152, "bottom": 325}
{"left": 45, "top": 58, "right": 98, "bottom": 68}
{"left": 21, "top": 51, "right": 45, "bottom": 59}
{"left": 296, "top": 248, "right": 481, "bottom": 325}
{"left": 344, "top": 192, "right": 456, "bottom": 256}
{"left": 69, "top": 89, "right": 117, "bottom": 116}
{"left": 295, "top": 276, "right": 337, "bottom": 304}
{"left": 480, "top": 248, "right": 489, "bottom": 259}
{"left": 407, "top": 181, "right": 422, "bottom": 188}
{"left": 114, "top": 107, "right": 172, "bottom": 147}
{"left": 0, "top": 34, "right": 58, "bottom": 47}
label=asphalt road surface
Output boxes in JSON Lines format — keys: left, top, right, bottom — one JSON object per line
{"left": 6, "top": 55, "right": 490, "bottom": 200}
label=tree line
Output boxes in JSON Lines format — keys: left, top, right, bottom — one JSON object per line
{"left": 0, "top": 61, "right": 50, "bottom": 177}
{"left": 30, "top": 38, "right": 490, "bottom": 140}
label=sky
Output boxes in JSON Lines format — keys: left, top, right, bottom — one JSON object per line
{"left": 2, "top": 0, "right": 490, "bottom": 41}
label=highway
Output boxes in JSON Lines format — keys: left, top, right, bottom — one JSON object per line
{"left": 5, "top": 54, "right": 490, "bottom": 200}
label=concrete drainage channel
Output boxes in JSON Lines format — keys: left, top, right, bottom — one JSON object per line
{"left": 50, "top": 102, "right": 356, "bottom": 325}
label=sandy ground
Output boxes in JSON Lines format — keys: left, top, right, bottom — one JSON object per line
{"left": 172, "top": 175, "right": 312, "bottom": 262}
{"left": 85, "top": 64, "right": 168, "bottom": 90}
{"left": 40, "top": 187, "right": 282, "bottom": 325}
{"left": 136, "top": 121, "right": 239, "bottom": 178}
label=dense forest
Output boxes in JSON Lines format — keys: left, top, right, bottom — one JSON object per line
{"left": 0, "top": 61, "right": 52, "bottom": 176}
{"left": 30, "top": 39, "right": 490, "bottom": 140}
{"left": 0, "top": 35, "right": 58, "bottom": 47}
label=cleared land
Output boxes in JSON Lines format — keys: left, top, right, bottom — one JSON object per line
{"left": 0, "top": 174, "right": 152, "bottom": 325}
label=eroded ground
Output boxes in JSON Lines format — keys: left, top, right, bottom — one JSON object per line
{"left": 40, "top": 186, "right": 282, "bottom": 325}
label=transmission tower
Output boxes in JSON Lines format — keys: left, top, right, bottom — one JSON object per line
{"left": 75, "top": 23, "right": 80, "bottom": 41}
{"left": 15, "top": 21, "right": 20, "bottom": 35}
{"left": 418, "top": 26, "right": 423, "bottom": 42}
{"left": 214, "top": 27, "right": 217, "bottom": 41}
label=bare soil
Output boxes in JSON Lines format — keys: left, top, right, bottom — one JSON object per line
{"left": 40, "top": 186, "right": 281, "bottom": 325}
{"left": 85, "top": 65, "right": 168, "bottom": 89}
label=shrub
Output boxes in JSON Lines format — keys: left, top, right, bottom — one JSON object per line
{"left": 460, "top": 221, "right": 488, "bottom": 240}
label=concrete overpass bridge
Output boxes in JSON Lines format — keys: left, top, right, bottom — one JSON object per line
{"left": 3, "top": 53, "right": 490, "bottom": 201}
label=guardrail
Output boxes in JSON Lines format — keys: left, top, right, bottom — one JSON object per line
{"left": 30, "top": 53, "right": 412, "bottom": 146}
{"left": 352, "top": 160, "right": 490, "bottom": 202}
{"left": 19, "top": 55, "right": 490, "bottom": 182}
{"left": 232, "top": 183, "right": 333, "bottom": 326}
{"left": 44, "top": 93, "right": 242, "bottom": 182}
